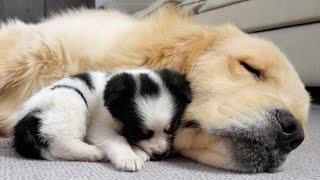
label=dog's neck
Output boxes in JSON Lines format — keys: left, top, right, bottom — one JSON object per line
{"left": 142, "top": 32, "right": 215, "bottom": 75}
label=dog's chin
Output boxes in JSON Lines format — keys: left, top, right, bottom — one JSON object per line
{"left": 213, "top": 125, "right": 292, "bottom": 173}
{"left": 225, "top": 136, "right": 288, "bottom": 173}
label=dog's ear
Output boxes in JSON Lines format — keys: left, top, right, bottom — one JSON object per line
{"left": 158, "top": 69, "right": 192, "bottom": 104}
{"left": 104, "top": 73, "right": 136, "bottom": 107}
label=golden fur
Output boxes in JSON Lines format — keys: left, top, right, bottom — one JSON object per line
{"left": 0, "top": 8, "right": 310, "bottom": 172}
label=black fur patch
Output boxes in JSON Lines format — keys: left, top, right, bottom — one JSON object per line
{"left": 104, "top": 73, "right": 152, "bottom": 142}
{"left": 157, "top": 69, "right": 192, "bottom": 104}
{"left": 139, "top": 73, "right": 160, "bottom": 97}
{"left": 13, "top": 109, "right": 48, "bottom": 159}
{"left": 51, "top": 85, "right": 88, "bottom": 107}
{"left": 157, "top": 69, "right": 192, "bottom": 137}
{"left": 71, "top": 72, "right": 95, "bottom": 91}
{"left": 104, "top": 73, "right": 136, "bottom": 108}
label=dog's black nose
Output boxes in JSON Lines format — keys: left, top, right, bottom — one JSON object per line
{"left": 275, "top": 109, "right": 305, "bottom": 152}
{"left": 150, "top": 150, "right": 170, "bottom": 161}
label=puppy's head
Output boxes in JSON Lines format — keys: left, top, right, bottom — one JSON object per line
{"left": 104, "top": 69, "right": 192, "bottom": 161}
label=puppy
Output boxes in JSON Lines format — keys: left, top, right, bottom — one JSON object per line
{"left": 12, "top": 69, "right": 192, "bottom": 171}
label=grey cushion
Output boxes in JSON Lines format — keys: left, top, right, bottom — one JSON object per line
{"left": 195, "top": 0, "right": 320, "bottom": 32}
{"left": 1, "top": 106, "right": 319, "bottom": 179}
{"left": 127, "top": 0, "right": 320, "bottom": 32}
{"left": 101, "top": 0, "right": 155, "bottom": 14}
{"left": 134, "top": 0, "right": 247, "bottom": 17}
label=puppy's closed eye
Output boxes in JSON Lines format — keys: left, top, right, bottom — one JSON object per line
{"left": 141, "top": 127, "right": 155, "bottom": 139}
{"left": 144, "top": 129, "right": 155, "bottom": 138}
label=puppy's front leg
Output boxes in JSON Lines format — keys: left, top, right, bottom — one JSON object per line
{"left": 92, "top": 129, "right": 147, "bottom": 172}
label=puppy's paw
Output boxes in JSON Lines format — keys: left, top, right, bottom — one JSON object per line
{"left": 133, "top": 147, "right": 150, "bottom": 162}
{"left": 112, "top": 153, "right": 145, "bottom": 172}
{"left": 94, "top": 149, "right": 108, "bottom": 162}
{"left": 86, "top": 146, "right": 107, "bottom": 162}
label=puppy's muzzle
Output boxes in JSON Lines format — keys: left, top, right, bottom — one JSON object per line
{"left": 150, "top": 150, "right": 171, "bottom": 161}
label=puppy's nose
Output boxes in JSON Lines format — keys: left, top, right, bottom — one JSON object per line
{"left": 275, "top": 109, "right": 305, "bottom": 152}
{"left": 150, "top": 150, "right": 170, "bottom": 161}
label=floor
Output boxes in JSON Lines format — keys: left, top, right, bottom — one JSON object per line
{"left": 0, "top": 106, "right": 319, "bottom": 180}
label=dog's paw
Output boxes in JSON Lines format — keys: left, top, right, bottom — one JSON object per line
{"left": 133, "top": 147, "right": 150, "bottom": 162}
{"left": 112, "top": 153, "right": 145, "bottom": 172}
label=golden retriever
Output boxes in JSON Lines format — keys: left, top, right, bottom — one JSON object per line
{"left": 0, "top": 8, "right": 310, "bottom": 172}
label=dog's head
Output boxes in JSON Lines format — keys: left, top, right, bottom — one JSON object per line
{"left": 172, "top": 25, "right": 310, "bottom": 173}
{"left": 104, "top": 69, "right": 192, "bottom": 161}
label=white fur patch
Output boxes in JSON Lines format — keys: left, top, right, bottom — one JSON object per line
{"left": 134, "top": 93, "right": 174, "bottom": 129}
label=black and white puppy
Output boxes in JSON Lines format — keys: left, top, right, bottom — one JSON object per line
{"left": 12, "top": 69, "right": 192, "bottom": 171}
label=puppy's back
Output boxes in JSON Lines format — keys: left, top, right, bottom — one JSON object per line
{"left": 12, "top": 71, "right": 109, "bottom": 160}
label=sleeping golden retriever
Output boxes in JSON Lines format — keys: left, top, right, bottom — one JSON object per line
{"left": 0, "top": 8, "right": 310, "bottom": 172}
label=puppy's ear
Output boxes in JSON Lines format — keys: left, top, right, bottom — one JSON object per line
{"left": 104, "top": 73, "right": 136, "bottom": 107}
{"left": 158, "top": 69, "right": 192, "bottom": 104}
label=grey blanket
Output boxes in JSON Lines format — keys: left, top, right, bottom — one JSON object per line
{"left": 1, "top": 106, "right": 319, "bottom": 180}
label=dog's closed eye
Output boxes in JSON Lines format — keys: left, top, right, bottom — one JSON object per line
{"left": 240, "top": 61, "right": 262, "bottom": 79}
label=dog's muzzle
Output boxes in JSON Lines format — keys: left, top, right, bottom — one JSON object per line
{"left": 275, "top": 109, "right": 304, "bottom": 153}
{"left": 215, "top": 109, "right": 305, "bottom": 173}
